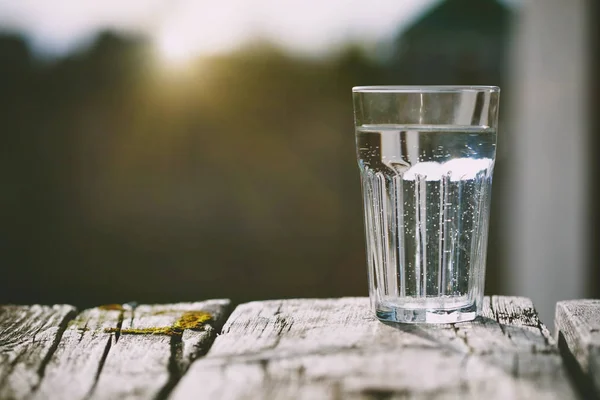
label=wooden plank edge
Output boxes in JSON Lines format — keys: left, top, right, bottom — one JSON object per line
{"left": 0, "top": 304, "right": 78, "bottom": 398}
{"left": 556, "top": 300, "right": 600, "bottom": 400}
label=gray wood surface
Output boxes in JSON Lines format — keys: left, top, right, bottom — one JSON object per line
{"left": 90, "top": 300, "right": 230, "bottom": 400}
{"left": 172, "top": 296, "right": 577, "bottom": 400}
{"left": 0, "top": 300, "right": 230, "bottom": 400}
{"left": 0, "top": 297, "right": 585, "bottom": 399}
{"left": 555, "top": 299, "right": 600, "bottom": 396}
{"left": 0, "top": 305, "right": 77, "bottom": 400}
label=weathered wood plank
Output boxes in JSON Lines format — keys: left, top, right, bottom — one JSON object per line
{"left": 33, "top": 305, "right": 127, "bottom": 400}
{"left": 8, "top": 300, "right": 229, "bottom": 399}
{"left": 0, "top": 305, "right": 77, "bottom": 400}
{"left": 88, "top": 300, "right": 230, "bottom": 400}
{"left": 171, "top": 296, "right": 577, "bottom": 400}
{"left": 555, "top": 299, "right": 600, "bottom": 397}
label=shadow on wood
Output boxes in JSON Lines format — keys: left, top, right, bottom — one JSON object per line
{"left": 171, "top": 296, "right": 577, "bottom": 400}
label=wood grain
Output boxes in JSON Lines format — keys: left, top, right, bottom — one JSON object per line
{"left": 0, "top": 305, "right": 76, "bottom": 400}
{"left": 56, "top": 300, "right": 229, "bottom": 400}
{"left": 555, "top": 299, "right": 600, "bottom": 396}
{"left": 33, "top": 305, "right": 126, "bottom": 400}
{"left": 0, "top": 300, "right": 230, "bottom": 400}
{"left": 171, "top": 296, "right": 577, "bottom": 400}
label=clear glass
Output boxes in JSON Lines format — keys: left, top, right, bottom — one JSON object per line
{"left": 353, "top": 86, "right": 500, "bottom": 323}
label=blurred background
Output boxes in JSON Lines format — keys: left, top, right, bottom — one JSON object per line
{"left": 0, "top": 0, "right": 597, "bottom": 324}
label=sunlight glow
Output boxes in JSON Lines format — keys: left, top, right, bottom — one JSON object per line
{"left": 156, "top": 31, "right": 197, "bottom": 65}
{"left": 0, "top": 0, "right": 464, "bottom": 59}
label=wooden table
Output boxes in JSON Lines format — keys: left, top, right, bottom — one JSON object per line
{"left": 0, "top": 297, "right": 598, "bottom": 399}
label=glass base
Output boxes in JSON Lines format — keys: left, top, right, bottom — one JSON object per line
{"left": 375, "top": 301, "right": 477, "bottom": 324}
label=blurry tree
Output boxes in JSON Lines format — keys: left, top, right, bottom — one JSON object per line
{"left": 0, "top": 0, "right": 512, "bottom": 305}
{"left": 0, "top": 32, "right": 381, "bottom": 306}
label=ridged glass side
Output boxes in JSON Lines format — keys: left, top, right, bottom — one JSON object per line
{"left": 357, "top": 125, "right": 495, "bottom": 323}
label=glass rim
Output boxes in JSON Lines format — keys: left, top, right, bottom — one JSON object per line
{"left": 352, "top": 85, "right": 500, "bottom": 93}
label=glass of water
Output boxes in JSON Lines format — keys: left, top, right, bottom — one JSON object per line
{"left": 353, "top": 86, "right": 500, "bottom": 323}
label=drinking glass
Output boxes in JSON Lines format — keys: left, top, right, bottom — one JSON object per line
{"left": 353, "top": 86, "right": 500, "bottom": 323}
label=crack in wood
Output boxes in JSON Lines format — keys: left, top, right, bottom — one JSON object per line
{"left": 78, "top": 320, "right": 89, "bottom": 343}
{"left": 451, "top": 323, "right": 473, "bottom": 353}
{"left": 155, "top": 309, "right": 230, "bottom": 400}
{"left": 1, "top": 301, "right": 230, "bottom": 400}
{"left": 2, "top": 298, "right": 583, "bottom": 399}
{"left": 153, "top": 304, "right": 229, "bottom": 400}
{"left": 154, "top": 334, "right": 183, "bottom": 400}
{"left": 84, "top": 307, "right": 128, "bottom": 397}
{"left": 128, "top": 302, "right": 138, "bottom": 329}
{"left": 261, "top": 302, "right": 292, "bottom": 352}
{"left": 535, "top": 318, "right": 551, "bottom": 347}
{"left": 89, "top": 301, "right": 229, "bottom": 400}
{"left": 556, "top": 300, "right": 600, "bottom": 400}
{"left": 512, "top": 353, "right": 520, "bottom": 378}
{"left": 114, "top": 309, "right": 125, "bottom": 343}
{"left": 32, "top": 307, "right": 77, "bottom": 392}
{"left": 258, "top": 358, "right": 269, "bottom": 380}
{"left": 171, "top": 297, "right": 578, "bottom": 399}
{"left": 558, "top": 332, "right": 600, "bottom": 400}
{"left": 489, "top": 297, "right": 505, "bottom": 335}
{"left": 360, "top": 387, "right": 397, "bottom": 400}
{"left": 84, "top": 335, "right": 113, "bottom": 400}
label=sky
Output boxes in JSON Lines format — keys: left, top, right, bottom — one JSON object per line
{"left": 0, "top": 0, "right": 518, "bottom": 62}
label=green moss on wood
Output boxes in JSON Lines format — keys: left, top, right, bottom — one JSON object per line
{"left": 104, "top": 327, "right": 179, "bottom": 336}
{"left": 174, "top": 311, "right": 212, "bottom": 330}
{"left": 103, "top": 310, "right": 212, "bottom": 336}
